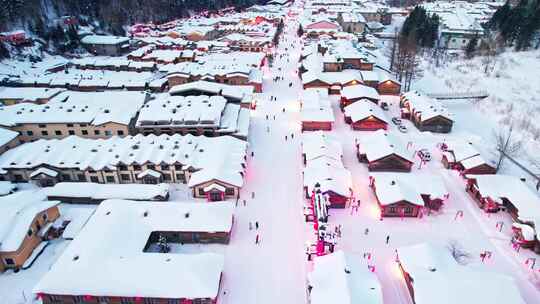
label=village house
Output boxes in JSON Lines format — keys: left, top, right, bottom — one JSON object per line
{"left": 302, "top": 132, "right": 351, "bottom": 208}
{"left": 465, "top": 175, "right": 540, "bottom": 247}
{"left": 0, "top": 87, "right": 64, "bottom": 105}
{"left": 300, "top": 88, "right": 335, "bottom": 131}
{"left": 0, "top": 91, "right": 148, "bottom": 142}
{"left": 302, "top": 70, "right": 363, "bottom": 94}
{"left": 397, "top": 243, "right": 527, "bottom": 304}
{"left": 34, "top": 199, "right": 230, "bottom": 303}
{"left": 0, "top": 128, "right": 21, "bottom": 154}
{"left": 80, "top": 35, "right": 130, "bottom": 56}
{"left": 307, "top": 250, "right": 383, "bottom": 304}
{"left": 356, "top": 130, "right": 414, "bottom": 172}
{"left": 337, "top": 12, "right": 366, "bottom": 33}
{"left": 343, "top": 100, "right": 388, "bottom": 131}
{"left": 0, "top": 134, "right": 248, "bottom": 201}
{"left": 45, "top": 182, "right": 170, "bottom": 204}
{"left": 340, "top": 84, "right": 380, "bottom": 108}
{"left": 441, "top": 140, "right": 496, "bottom": 175}
{"left": 400, "top": 91, "right": 454, "bottom": 133}
{"left": 219, "top": 33, "right": 272, "bottom": 52}
{"left": 168, "top": 81, "right": 256, "bottom": 108}
{"left": 0, "top": 191, "right": 60, "bottom": 272}
{"left": 135, "top": 94, "right": 250, "bottom": 139}
{"left": 369, "top": 173, "right": 449, "bottom": 217}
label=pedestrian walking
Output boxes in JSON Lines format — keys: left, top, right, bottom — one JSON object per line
{"left": 364, "top": 228, "right": 369, "bottom": 235}
{"left": 273, "top": 115, "right": 276, "bottom": 120}
{"left": 255, "top": 234, "right": 260, "bottom": 244}
{"left": 267, "top": 126, "right": 270, "bottom": 133}
{"left": 285, "top": 135, "right": 288, "bottom": 141}
{"left": 255, "top": 221, "right": 259, "bottom": 229}
{"left": 282, "top": 107, "right": 285, "bottom": 112}
{"left": 243, "top": 199, "right": 246, "bottom": 206}
{"left": 386, "top": 235, "right": 390, "bottom": 244}
{"left": 249, "top": 222, "right": 253, "bottom": 230}
{"left": 251, "top": 151, "right": 254, "bottom": 157}
{"left": 251, "top": 192, "right": 255, "bottom": 199}
{"left": 266, "top": 114, "right": 269, "bottom": 120}
{"left": 291, "top": 133, "right": 294, "bottom": 139}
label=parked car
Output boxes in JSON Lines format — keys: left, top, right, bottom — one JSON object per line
{"left": 392, "top": 117, "right": 402, "bottom": 125}
{"left": 418, "top": 149, "right": 431, "bottom": 161}
{"left": 398, "top": 125, "right": 407, "bottom": 133}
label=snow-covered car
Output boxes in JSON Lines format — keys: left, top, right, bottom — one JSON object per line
{"left": 418, "top": 149, "right": 431, "bottom": 161}
{"left": 398, "top": 125, "right": 408, "bottom": 133}
{"left": 380, "top": 102, "right": 389, "bottom": 111}
{"left": 392, "top": 117, "right": 402, "bottom": 125}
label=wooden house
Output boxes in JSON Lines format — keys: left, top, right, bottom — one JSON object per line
{"left": 340, "top": 84, "right": 380, "bottom": 108}
{"left": 356, "top": 131, "right": 413, "bottom": 172}
{"left": 344, "top": 100, "right": 388, "bottom": 131}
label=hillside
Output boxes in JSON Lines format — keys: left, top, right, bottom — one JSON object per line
{"left": 413, "top": 50, "right": 540, "bottom": 166}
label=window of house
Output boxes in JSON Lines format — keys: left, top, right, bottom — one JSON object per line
{"left": 67, "top": 124, "right": 74, "bottom": 127}
{"left": 77, "top": 174, "right": 86, "bottom": 182}
{"left": 82, "top": 130, "right": 88, "bottom": 135}
{"left": 54, "top": 130, "right": 62, "bottom": 136}
{"left": 90, "top": 176, "right": 99, "bottom": 183}
{"left": 73, "top": 296, "right": 84, "bottom": 303}
{"left": 4, "top": 258, "right": 15, "bottom": 265}
{"left": 161, "top": 164, "right": 169, "bottom": 170}
{"left": 405, "top": 207, "right": 413, "bottom": 214}
{"left": 120, "top": 298, "right": 134, "bottom": 304}
{"left": 176, "top": 173, "right": 185, "bottom": 183}
{"left": 133, "top": 165, "right": 142, "bottom": 171}
{"left": 48, "top": 295, "right": 62, "bottom": 303}
{"left": 144, "top": 298, "right": 158, "bottom": 304}
{"left": 68, "top": 130, "right": 75, "bottom": 135}
{"left": 118, "top": 165, "right": 127, "bottom": 171}
{"left": 27, "top": 228, "right": 33, "bottom": 237}
{"left": 225, "top": 187, "right": 235, "bottom": 195}
{"left": 105, "top": 130, "right": 112, "bottom": 136}
{"left": 198, "top": 188, "right": 205, "bottom": 196}
{"left": 117, "top": 130, "right": 125, "bottom": 136}
{"left": 42, "top": 213, "right": 48, "bottom": 221}
{"left": 94, "top": 130, "right": 101, "bottom": 135}
{"left": 41, "top": 130, "right": 48, "bottom": 136}
{"left": 105, "top": 176, "right": 115, "bottom": 183}
{"left": 80, "top": 123, "right": 87, "bottom": 127}
{"left": 26, "top": 130, "right": 33, "bottom": 136}
{"left": 121, "top": 174, "right": 131, "bottom": 181}
{"left": 61, "top": 174, "right": 71, "bottom": 181}
{"left": 147, "top": 164, "right": 155, "bottom": 170}
{"left": 14, "top": 174, "right": 24, "bottom": 182}
{"left": 38, "top": 124, "right": 46, "bottom": 128}
{"left": 167, "top": 300, "right": 180, "bottom": 304}
{"left": 174, "top": 164, "right": 182, "bottom": 170}
{"left": 163, "top": 174, "right": 171, "bottom": 181}
{"left": 389, "top": 207, "right": 396, "bottom": 214}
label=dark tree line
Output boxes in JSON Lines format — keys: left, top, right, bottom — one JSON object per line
{"left": 400, "top": 6, "right": 440, "bottom": 48}
{"left": 488, "top": 0, "right": 540, "bottom": 50}
{"left": 0, "top": 0, "right": 266, "bottom": 34}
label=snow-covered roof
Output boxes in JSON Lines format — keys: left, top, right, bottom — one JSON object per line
{"left": 304, "top": 163, "right": 352, "bottom": 197}
{"left": 169, "top": 80, "right": 254, "bottom": 102}
{"left": 0, "top": 127, "right": 19, "bottom": 147}
{"left": 0, "top": 134, "right": 247, "bottom": 187}
{"left": 46, "top": 182, "right": 170, "bottom": 201}
{"left": 0, "top": 190, "right": 59, "bottom": 252}
{"left": 81, "top": 35, "right": 130, "bottom": 45}
{"left": 302, "top": 131, "right": 343, "bottom": 162}
{"left": 370, "top": 173, "right": 448, "bottom": 206}
{"left": 308, "top": 250, "right": 383, "bottom": 304}
{"left": 398, "top": 243, "right": 526, "bottom": 304}
{"left": 467, "top": 174, "right": 540, "bottom": 223}
{"left": 137, "top": 94, "right": 228, "bottom": 128}
{"left": 357, "top": 130, "right": 413, "bottom": 163}
{"left": 401, "top": 91, "right": 453, "bottom": 122}
{"left": 341, "top": 84, "right": 380, "bottom": 101}
{"left": 301, "top": 88, "right": 335, "bottom": 123}
{"left": 344, "top": 100, "right": 388, "bottom": 123}
{"left": 0, "top": 91, "right": 147, "bottom": 127}
{"left": 0, "top": 87, "right": 64, "bottom": 103}
{"left": 34, "top": 199, "right": 230, "bottom": 299}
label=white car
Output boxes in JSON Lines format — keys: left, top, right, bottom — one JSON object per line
{"left": 398, "top": 125, "right": 408, "bottom": 133}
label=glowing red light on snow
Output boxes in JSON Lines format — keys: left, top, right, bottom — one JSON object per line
{"left": 36, "top": 293, "right": 44, "bottom": 299}
{"left": 83, "top": 295, "right": 93, "bottom": 301}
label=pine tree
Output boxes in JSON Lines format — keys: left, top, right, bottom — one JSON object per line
{"left": 465, "top": 35, "right": 478, "bottom": 58}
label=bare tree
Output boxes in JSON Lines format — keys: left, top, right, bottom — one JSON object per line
{"left": 493, "top": 123, "right": 523, "bottom": 172}
{"left": 447, "top": 240, "right": 471, "bottom": 265}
